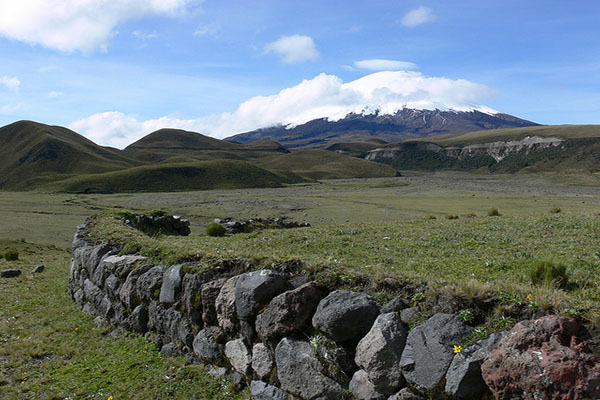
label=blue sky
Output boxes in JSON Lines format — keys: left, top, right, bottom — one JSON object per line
{"left": 0, "top": 1, "right": 598, "bottom": 147}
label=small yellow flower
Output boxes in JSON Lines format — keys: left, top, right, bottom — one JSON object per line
{"left": 526, "top": 293, "right": 533, "bottom": 301}
{"left": 207, "top": 252, "right": 212, "bottom": 255}
{"left": 453, "top": 345, "right": 463, "bottom": 354}
{"left": 364, "top": 265, "right": 370, "bottom": 268}
{"left": 17, "top": 336, "right": 20, "bottom": 340}
{"left": 108, "top": 396, "right": 113, "bottom": 400}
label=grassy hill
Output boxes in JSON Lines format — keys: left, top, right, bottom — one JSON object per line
{"left": 0, "top": 121, "right": 137, "bottom": 189}
{"left": 47, "top": 160, "right": 301, "bottom": 193}
{"left": 256, "top": 149, "right": 399, "bottom": 180}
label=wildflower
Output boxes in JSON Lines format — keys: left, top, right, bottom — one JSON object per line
{"left": 526, "top": 293, "right": 533, "bottom": 301}
{"left": 108, "top": 396, "right": 113, "bottom": 400}
{"left": 453, "top": 345, "right": 463, "bottom": 354}
{"left": 364, "top": 265, "right": 370, "bottom": 268}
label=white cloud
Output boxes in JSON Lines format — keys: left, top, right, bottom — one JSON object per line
{"left": 0, "top": 104, "right": 22, "bottom": 114}
{"left": 70, "top": 71, "right": 496, "bottom": 148}
{"left": 354, "top": 59, "right": 418, "bottom": 71}
{"left": 401, "top": 6, "right": 437, "bottom": 28}
{"left": 37, "top": 66, "right": 63, "bottom": 73}
{"left": 132, "top": 31, "right": 159, "bottom": 40}
{"left": 194, "top": 23, "right": 220, "bottom": 38}
{"left": 265, "top": 35, "right": 319, "bottom": 64}
{"left": 0, "top": 0, "right": 198, "bottom": 53}
{"left": 46, "top": 91, "right": 64, "bottom": 98}
{"left": 0, "top": 76, "right": 20, "bottom": 92}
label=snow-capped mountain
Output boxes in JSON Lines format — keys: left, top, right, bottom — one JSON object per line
{"left": 226, "top": 108, "right": 538, "bottom": 148}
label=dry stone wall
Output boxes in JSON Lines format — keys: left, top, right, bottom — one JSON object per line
{"left": 68, "top": 222, "right": 600, "bottom": 400}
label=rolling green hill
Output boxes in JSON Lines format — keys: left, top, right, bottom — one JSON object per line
{"left": 256, "top": 149, "right": 399, "bottom": 180}
{"left": 0, "top": 121, "right": 138, "bottom": 189}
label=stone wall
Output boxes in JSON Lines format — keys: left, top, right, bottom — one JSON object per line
{"left": 68, "top": 222, "right": 600, "bottom": 400}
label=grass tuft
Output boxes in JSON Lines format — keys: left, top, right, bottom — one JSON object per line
{"left": 4, "top": 249, "right": 19, "bottom": 261}
{"left": 530, "top": 260, "right": 569, "bottom": 289}
{"left": 549, "top": 207, "right": 562, "bottom": 214}
{"left": 487, "top": 207, "right": 501, "bottom": 216}
{"left": 206, "top": 223, "right": 227, "bottom": 237}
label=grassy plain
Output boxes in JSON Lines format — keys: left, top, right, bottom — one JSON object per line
{"left": 2, "top": 171, "right": 600, "bottom": 398}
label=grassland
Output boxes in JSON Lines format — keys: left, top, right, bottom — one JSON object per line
{"left": 2, "top": 171, "right": 600, "bottom": 398}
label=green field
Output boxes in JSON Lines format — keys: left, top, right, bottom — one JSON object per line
{"left": 2, "top": 171, "right": 600, "bottom": 398}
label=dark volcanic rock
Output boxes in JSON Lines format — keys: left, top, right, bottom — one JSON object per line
{"left": 445, "top": 332, "right": 506, "bottom": 398}
{"left": 193, "top": 326, "right": 225, "bottom": 362}
{"left": 312, "top": 290, "right": 380, "bottom": 343}
{"left": 349, "top": 369, "right": 385, "bottom": 400}
{"left": 201, "top": 278, "right": 227, "bottom": 326}
{"left": 235, "top": 269, "right": 289, "bottom": 321}
{"left": 481, "top": 315, "right": 600, "bottom": 400}
{"left": 251, "top": 343, "right": 274, "bottom": 380}
{"left": 1, "top": 269, "right": 21, "bottom": 278}
{"left": 255, "top": 281, "right": 327, "bottom": 342}
{"left": 250, "top": 380, "right": 286, "bottom": 400}
{"left": 275, "top": 337, "right": 344, "bottom": 400}
{"left": 136, "top": 265, "right": 167, "bottom": 302}
{"left": 31, "top": 264, "right": 45, "bottom": 274}
{"left": 400, "top": 313, "right": 471, "bottom": 392}
{"left": 119, "top": 264, "right": 153, "bottom": 310}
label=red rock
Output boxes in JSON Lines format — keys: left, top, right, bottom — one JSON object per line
{"left": 481, "top": 315, "right": 600, "bottom": 400}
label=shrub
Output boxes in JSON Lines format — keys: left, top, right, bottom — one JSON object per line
{"left": 487, "top": 207, "right": 501, "bottom": 216}
{"left": 458, "top": 309, "right": 475, "bottom": 324}
{"left": 4, "top": 249, "right": 19, "bottom": 261}
{"left": 206, "top": 223, "right": 226, "bottom": 237}
{"left": 549, "top": 207, "right": 562, "bottom": 214}
{"left": 529, "top": 260, "right": 569, "bottom": 289}
{"left": 445, "top": 214, "right": 459, "bottom": 220}
{"left": 425, "top": 214, "right": 437, "bottom": 220}
{"left": 147, "top": 209, "right": 168, "bottom": 217}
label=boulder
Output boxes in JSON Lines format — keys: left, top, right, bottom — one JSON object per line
{"left": 481, "top": 315, "right": 600, "bottom": 400}
{"left": 193, "top": 327, "right": 225, "bottom": 362}
{"left": 74, "top": 289, "right": 85, "bottom": 307}
{"left": 159, "top": 264, "right": 182, "bottom": 304}
{"left": 225, "top": 338, "right": 252, "bottom": 375}
{"left": 104, "top": 275, "right": 121, "bottom": 300}
{"left": 387, "top": 388, "right": 425, "bottom": 400}
{"left": 216, "top": 275, "right": 240, "bottom": 334}
{"left": 381, "top": 296, "right": 409, "bottom": 314}
{"left": 201, "top": 278, "right": 227, "bottom": 326}
{"left": 100, "top": 254, "right": 147, "bottom": 280}
{"left": 1, "top": 269, "right": 21, "bottom": 278}
{"left": 400, "top": 313, "right": 471, "bottom": 392}
{"left": 181, "top": 272, "right": 206, "bottom": 325}
{"left": 312, "top": 290, "right": 380, "bottom": 343}
{"left": 129, "top": 304, "right": 149, "bottom": 333}
{"left": 119, "top": 264, "right": 153, "bottom": 310}
{"left": 147, "top": 301, "right": 165, "bottom": 332}
{"left": 85, "top": 243, "right": 113, "bottom": 278}
{"left": 31, "top": 264, "right": 45, "bottom": 274}
{"left": 349, "top": 369, "right": 385, "bottom": 400}
{"left": 315, "top": 336, "right": 357, "bottom": 383}
{"left": 251, "top": 343, "right": 274, "bottom": 380}
{"left": 445, "top": 332, "right": 506, "bottom": 398}
{"left": 256, "top": 281, "right": 327, "bottom": 342}
{"left": 250, "top": 380, "right": 286, "bottom": 400}
{"left": 163, "top": 308, "right": 195, "bottom": 348}
{"left": 136, "top": 265, "right": 167, "bottom": 302}
{"left": 355, "top": 312, "right": 407, "bottom": 395}
{"left": 275, "top": 337, "right": 344, "bottom": 400}
{"left": 235, "top": 269, "right": 289, "bottom": 321}
{"left": 83, "top": 279, "right": 104, "bottom": 309}
{"left": 161, "top": 342, "right": 179, "bottom": 358}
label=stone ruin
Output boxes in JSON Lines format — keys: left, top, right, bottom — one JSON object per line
{"left": 68, "top": 220, "right": 600, "bottom": 400}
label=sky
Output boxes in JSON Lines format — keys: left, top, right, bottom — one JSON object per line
{"left": 0, "top": 0, "right": 598, "bottom": 148}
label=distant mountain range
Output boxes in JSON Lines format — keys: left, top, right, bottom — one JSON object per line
{"left": 227, "top": 109, "right": 538, "bottom": 148}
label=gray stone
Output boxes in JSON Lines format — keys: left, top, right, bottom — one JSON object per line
{"left": 201, "top": 278, "right": 227, "bottom": 326}
{"left": 207, "top": 365, "right": 228, "bottom": 379}
{"left": 387, "top": 388, "right": 425, "bottom": 400}
{"left": 97, "top": 295, "right": 113, "bottom": 318}
{"left": 129, "top": 304, "right": 149, "bottom": 333}
{"left": 315, "top": 336, "right": 357, "bottom": 383}
{"left": 85, "top": 243, "right": 113, "bottom": 279}
{"left": 160, "top": 264, "right": 182, "bottom": 304}
{"left": 349, "top": 369, "right": 385, "bottom": 400}
{"left": 136, "top": 265, "right": 167, "bottom": 302}
{"left": 235, "top": 269, "right": 289, "bottom": 321}
{"left": 74, "top": 289, "right": 85, "bottom": 307}
{"left": 275, "top": 337, "right": 344, "bottom": 400}
{"left": 399, "top": 308, "right": 419, "bottom": 325}
{"left": 312, "top": 290, "right": 380, "bottom": 343}
{"left": 104, "top": 275, "right": 121, "bottom": 299}
{"left": 400, "top": 313, "right": 471, "bottom": 392}
{"left": 251, "top": 343, "right": 274, "bottom": 380}
{"left": 193, "top": 327, "right": 225, "bottom": 362}
{"left": 161, "top": 342, "right": 179, "bottom": 358}
{"left": 1, "top": 269, "right": 21, "bottom": 278}
{"left": 250, "top": 380, "right": 287, "bottom": 400}
{"left": 225, "top": 338, "right": 252, "bottom": 375}
{"left": 355, "top": 312, "right": 407, "bottom": 395}
{"left": 182, "top": 272, "right": 206, "bottom": 325}
{"left": 216, "top": 275, "right": 240, "bottom": 334}
{"left": 163, "top": 308, "right": 194, "bottom": 348}
{"left": 445, "top": 332, "right": 506, "bottom": 398}
{"left": 147, "top": 301, "right": 165, "bottom": 332}
{"left": 100, "top": 255, "right": 147, "bottom": 280}
{"left": 119, "top": 264, "right": 153, "bottom": 310}
{"left": 381, "top": 296, "right": 409, "bottom": 314}
{"left": 229, "top": 371, "right": 246, "bottom": 390}
{"left": 83, "top": 279, "right": 103, "bottom": 309}
{"left": 31, "top": 264, "right": 45, "bottom": 274}
{"left": 256, "top": 281, "right": 327, "bottom": 342}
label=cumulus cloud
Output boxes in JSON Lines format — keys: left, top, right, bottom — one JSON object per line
{"left": 265, "top": 35, "right": 319, "bottom": 64}
{"left": 46, "top": 91, "right": 64, "bottom": 98}
{"left": 0, "top": 76, "right": 20, "bottom": 92}
{"left": 0, "top": 104, "right": 22, "bottom": 114}
{"left": 354, "top": 59, "right": 417, "bottom": 71}
{"left": 0, "top": 0, "right": 198, "bottom": 53}
{"left": 71, "top": 70, "right": 496, "bottom": 148}
{"left": 194, "top": 23, "right": 220, "bottom": 38}
{"left": 132, "top": 31, "right": 159, "bottom": 40}
{"left": 401, "top": 6, "right": 437, "bottom": 28}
